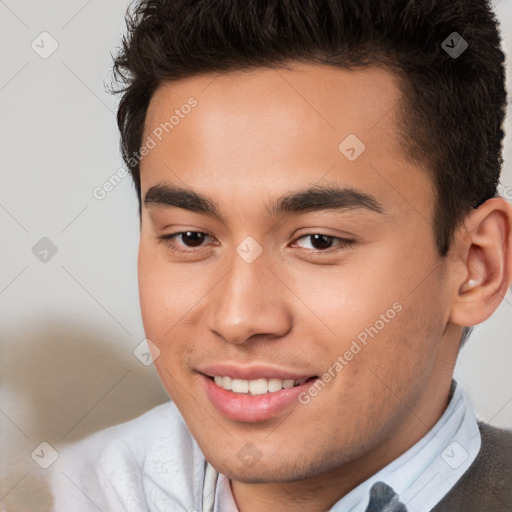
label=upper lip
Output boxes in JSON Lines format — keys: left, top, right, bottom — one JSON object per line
{"left": 198, "top": 363, "right": 316, "bottom": 381}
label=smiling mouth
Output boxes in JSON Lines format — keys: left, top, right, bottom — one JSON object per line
{"left": 208, "top": 375, "right": 318, "bottom": 395}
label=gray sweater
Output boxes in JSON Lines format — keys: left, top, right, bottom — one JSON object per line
{"left": 432, "top": 421, "right": 512, "bottom": 511}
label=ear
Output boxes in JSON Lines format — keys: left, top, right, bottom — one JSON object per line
{"left": 449, "top": 197, "right": 512, "bottom": 327}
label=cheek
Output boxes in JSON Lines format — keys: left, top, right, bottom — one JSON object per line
{"left": 281, "top": 254, "right": 403, "bottom": 342}
{"left": 137, "top": 251, "right": 192, "bottom": 403}
{"left": 343, "top": 268, "right": 447, "bottom": 402}
{"left": 137, "top": 238, "right": 202, "bottom": 334}
{"left": 285, "top": 249, "right": 445, "bottom": 385}
{"left": 137, "top": 242, "right": 187, "bottom": 364}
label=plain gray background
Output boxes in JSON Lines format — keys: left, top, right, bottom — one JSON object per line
{"left": 1, "top": 1, "right": 511, "bottom": 510}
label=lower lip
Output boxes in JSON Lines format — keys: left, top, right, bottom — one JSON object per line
{"left": 201, "top": 374, "right": 317, "bottom": 423}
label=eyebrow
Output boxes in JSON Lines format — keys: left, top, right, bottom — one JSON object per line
{"left": 144, "top": 183, "right": 385, "bottom": 221}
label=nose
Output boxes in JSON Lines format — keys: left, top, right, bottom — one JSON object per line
{"left": 206, "top": 251, "right": 292, "bottom": 345}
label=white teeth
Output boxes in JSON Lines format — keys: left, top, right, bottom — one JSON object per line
{"left": 249, "top": 379, "right": 268, "bottom": 395}
{"left": 212, "top": 376, "right": 311, "bottom": 394}
{"left": 231, "top": 379, "right": 249, "bottom": 393}
{"left": 268, "top": 378, "right": 284, "bottom": 392}
{"left": 222, "top": 376, "right": 232, "bottom": 390}
{"left": 282, "top": 379, "right": 294, "bottom": 389}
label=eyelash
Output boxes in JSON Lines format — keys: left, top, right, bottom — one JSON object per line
{"left": 158, "top": 231, "right": 355, "bottom": 255}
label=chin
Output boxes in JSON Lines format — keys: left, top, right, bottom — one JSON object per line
{"left": 206, "top": 451, "right": 320, "bottom": 484}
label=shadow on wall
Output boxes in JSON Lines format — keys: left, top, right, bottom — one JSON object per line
{"left": 0, "top": 316, "right": 169, "bottom": 512}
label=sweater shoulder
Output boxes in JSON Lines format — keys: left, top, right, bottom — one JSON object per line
{"left": 432, "top": 421, "right": 512, "bottom": 512}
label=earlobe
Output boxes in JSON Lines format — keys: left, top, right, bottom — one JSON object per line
{"left": 449, "top": 197, "right": 512, "bottom": 327}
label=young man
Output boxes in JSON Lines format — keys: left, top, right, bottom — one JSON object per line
{"left": 50, "top": 0, "right": 512, "bottom": 510}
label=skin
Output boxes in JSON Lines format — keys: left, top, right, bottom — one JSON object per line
{"left": 137, "top": 63, "right": 512, "bottom": 511}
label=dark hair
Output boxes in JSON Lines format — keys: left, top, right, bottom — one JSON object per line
{"left": 110, "top": 0, "right": 507, "bottom": 343}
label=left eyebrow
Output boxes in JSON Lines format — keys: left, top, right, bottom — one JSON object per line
{"left": 143, "top": 183, "right": 385, "bottom": 220}
{"left": 265, "top": 184, "right": 385, "bottom": 217}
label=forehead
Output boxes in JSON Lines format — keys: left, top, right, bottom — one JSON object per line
{"left": 143, "top": 63, "right": 404, "bottom": 151}
{"left": 140, "top": 63, "right": 433, "bottom": 219}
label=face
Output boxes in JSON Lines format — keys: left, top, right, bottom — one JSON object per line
{"left": 137, "top": 63, "right": 459, "bottom": 483}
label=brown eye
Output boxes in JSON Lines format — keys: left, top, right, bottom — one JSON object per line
{"left": 159, "top": 231, "right": 213, "bottom": 251}
{"left": 293, "top": 233, "right": 354, "bottom": 252}
{"left": 308, "top": 234, "right": 335, "bottom": 250}
{"left": 179, "top": 231, "right": 207, "bottom": 247}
